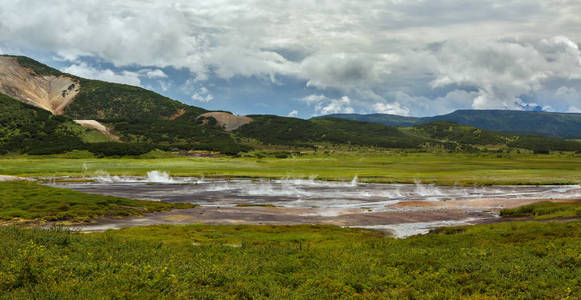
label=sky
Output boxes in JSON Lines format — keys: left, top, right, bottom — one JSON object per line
{"left": 1, "top": 0, "right": 581, "bottom": 118}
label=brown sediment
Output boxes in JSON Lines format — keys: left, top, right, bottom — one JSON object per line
{"left": 389, "top": 197, "right": 581, "bottom": 211}
{"left": 77, "top": 196, "right": 581, "bottom": 233}
{"left": 80, "top": 206, "right": 493, "bottom": 232}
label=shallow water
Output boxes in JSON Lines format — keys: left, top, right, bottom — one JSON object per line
{"left": 49, "top": 174, "right": 581, "bottom": 211}
{"left": 46, "top": 172, "right": 581, "bottom": 237}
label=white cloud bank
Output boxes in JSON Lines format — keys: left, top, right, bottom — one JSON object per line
{"left": 2, "top": 0, "right": 581, "bottom": 116}
{"left": 63, "top": 63, "right": 142, "bottom": 86}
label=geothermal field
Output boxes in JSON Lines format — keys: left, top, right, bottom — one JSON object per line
{"left": 47, "top": 171, "right": 581, "bottom": 237}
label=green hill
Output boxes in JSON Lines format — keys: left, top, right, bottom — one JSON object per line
{"left": 235, "top": 116, "right": 424, "bottom": 149}
{"left": 322, "top": 110, "right": 581, "bottom": 139}
{"left": 321, "top": 113, "right": 421, "bottom": 127}
{"left": 0, "top": 93, "right": 96, "bottom": 155}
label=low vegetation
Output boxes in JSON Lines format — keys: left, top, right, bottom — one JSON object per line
{"left": 2, "top": 152, "right": 581, "bottom": 185}
{"left": 404, "top": 121, "right": 581, "bottom": 153}
{"left": 0, "top": 94, "right": 87, "bottom": 155}
{"left": 237, "top": 115, "right": 424, "bottom": 148}
{"left": 0, "top": 181, "right": 194, "bottom": 223}
{"left": 501, "top": 201, "right": 581, "bottom": 219}
{"left": 0, "top": 222, "right": 579, "bottom": 298}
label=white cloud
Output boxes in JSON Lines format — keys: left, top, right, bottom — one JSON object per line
{"left": 62, "top": 62, "right": 141, "bottom": 86}
{"left": 428, "top": 36, "right": 581, "bottom": 110}
{"left": 191, "top": 86, "right": 213, "bottom": 102}
{"left": 556, "top": 86, "right": 579, "bottom": 100}
{"left": 158, "top": 80, "right": 172, "bottom": 92}
{"left": 299, "top": 94, "right": 354, "bottom": 115}
{"left": 300, "top": 94, "right": 327, "bottom": 104}
{"left": 372, "top": 102, "right": 410, "bottom": 116}
{"left": 142, "top": 69, "right": 168, "bottom": 79}
{"left": 287, "top": 110, "right": 298, "bottom": 117}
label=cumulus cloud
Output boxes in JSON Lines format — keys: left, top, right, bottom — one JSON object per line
{"left": 287, "top": 110, "right": 298, "bottom": 117}
{"left": 62, "top": 63, "right": 141, "bottom": 86}
{"left": 429, "top": 36, "right": 581, "bottom": 110}
{"left": 191, "top": 87, "right": 213, "bottom": 102}
{"left": 2, "top": 0, "right": 581, "bottom": 116}
{"left": 300, "top": 94, "right": 354, "bottom": 115}
{"left": 142, "top": 69, "right": 168, "bottom": 79}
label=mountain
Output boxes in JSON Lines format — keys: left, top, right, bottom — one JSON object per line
{"left": 1, "top": 55, "right": 580, "bottom": 156}
{"left": 0, "top": 55, "right": 249, "bottom": 154}
{"left": 321, "top": 110, "right": 581, "bottom": 139}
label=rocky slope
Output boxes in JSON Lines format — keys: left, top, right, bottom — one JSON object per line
{"left": 0, "top": 56, "right": 80, "bottom": 114}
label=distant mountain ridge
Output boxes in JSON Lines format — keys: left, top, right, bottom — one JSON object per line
{"left": 320, "top": 110, "right": 581, "bottom": 139}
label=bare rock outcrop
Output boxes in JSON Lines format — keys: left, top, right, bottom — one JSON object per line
{"left": 0, "top": 56, "right": 79, "bottom": 115}
{"left": 198, "top": 112, "right": 253, "bottom": 131}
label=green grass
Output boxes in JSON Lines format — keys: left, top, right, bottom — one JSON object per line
{"left": 2, "top": 152, "right": 581, "bottom": 185}
{"left": 0, "top": 222, "right": 580, "bottom": 298}
{"left": 501, "top": 201, "right": 581, "bottom": 219}
{"left": 0, "top": 181, "right": 194, "bottom": 223}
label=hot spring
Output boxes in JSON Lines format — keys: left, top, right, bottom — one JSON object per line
{"left": 46, "top": 171, "right": 581, "bottom": 237}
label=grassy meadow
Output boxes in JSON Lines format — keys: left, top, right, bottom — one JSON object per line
{"left": 1, "top": 222, "right": 580, "bottom": 299}
{"left": 1, "top": 151, "right": 581, "bottom": 185}
{"left": 1, "top": 152, "right": 581, "bottom": 298}
{"left": 501, "top": 201, "right": 581, "bottom": 219}
{"left": 0, "top": 181, "right": 194, "bottom": 223}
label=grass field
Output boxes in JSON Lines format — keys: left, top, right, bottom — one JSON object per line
{"left": 1, "top": 151, "right": 581, "bottom": 185}
{"left": 1, "top": 222, "right": 580, "bottom": 299}
{"left": 501, "top": 201, "right": 581, "bottom": 219}
{"left": 0, "top": 181, "right": 194, "bottom": 223}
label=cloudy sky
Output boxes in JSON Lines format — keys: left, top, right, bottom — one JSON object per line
{"left": 1, "top": 0, "right": 581, "bottom": 118}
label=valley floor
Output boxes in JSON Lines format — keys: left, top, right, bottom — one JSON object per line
{"left": 2, "top": 151, "right": 581, "bottom": 185}
{"left": 1, "top": 153, "right": 581, "bottom": 298}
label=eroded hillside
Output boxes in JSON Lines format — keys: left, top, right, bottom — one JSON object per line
{"left": 198, "top": 112, "right": 253, "bottom": 131}
{"left": 0, "top": 56, "right": 79, "bottom": 115}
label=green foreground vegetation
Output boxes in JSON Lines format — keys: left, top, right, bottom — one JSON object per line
{"left": 501, "top": 201, "right": 581, "bottom": 219}
{"left": 0, "top": 181, "right": 193, "bottom": 223}
{"left": 2, "top": 151, "right": 581, "bottom": 185}
{"left": 1, "top": 222, "right": 580, "bottom": 298}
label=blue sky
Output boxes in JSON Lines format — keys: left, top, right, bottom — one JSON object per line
{"left": 1, "top": 0, "right": 581, "bottom": 118}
